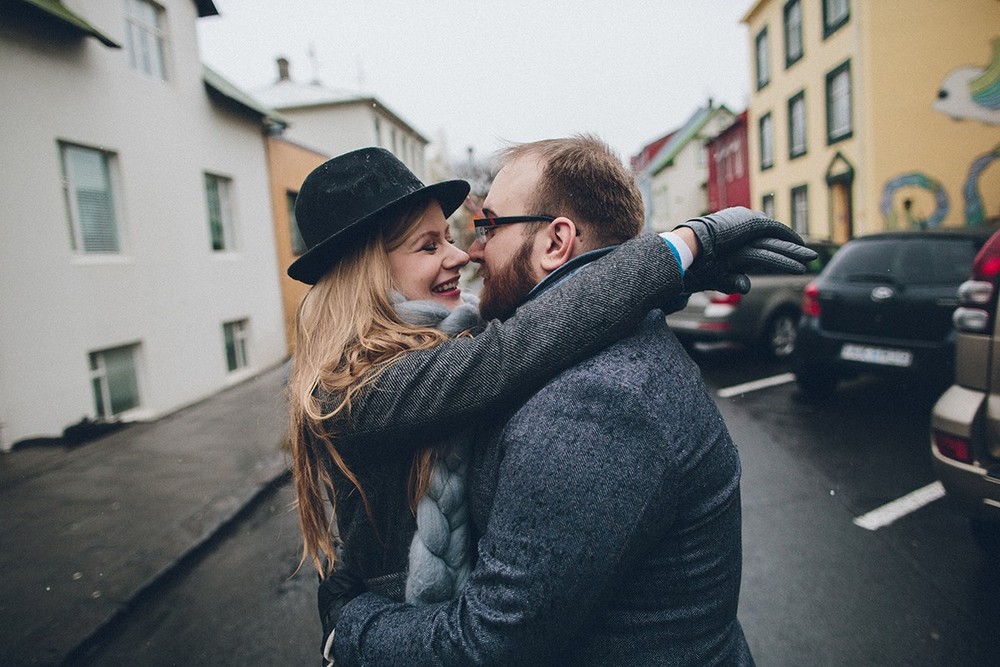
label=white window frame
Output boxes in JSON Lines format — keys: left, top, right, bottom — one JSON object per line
{"left": 60, "top": 142, "right": 123, "bottom": 254}
{"left": 791, "top": 185, "right": 809, "bottom": 235}
{"left": 125, "top": 0, "right": 167, "bottom": 81}
{"left": 89, "top": 344, "right": 142, "bottom": 419}
{"left": 205, "top": 173, "right": 236, "bottom": 252}
{"left": 762, "top": 193, "right": 776, "bottom": 219}
{"left": 223, "top": 319, "right": 250, "bottom": 373}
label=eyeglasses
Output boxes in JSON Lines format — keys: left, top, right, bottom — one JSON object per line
{"left": 472, "top": 210, "right": 555, "bottom": 246}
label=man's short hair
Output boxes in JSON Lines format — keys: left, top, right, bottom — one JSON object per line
{"left": 497, "top": 135, "right": 645, "bottom": 248}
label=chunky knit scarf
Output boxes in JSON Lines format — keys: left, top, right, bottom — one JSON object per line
{"left": 391, "top": 290, "right": 483, "bottom": 605}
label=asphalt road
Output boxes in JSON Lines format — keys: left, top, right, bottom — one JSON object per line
{"left": 76, "top": 344, "right": 1000, "bottom": 666}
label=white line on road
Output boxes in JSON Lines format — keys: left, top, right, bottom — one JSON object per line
{"left": 852, "top": 481, "right": 946, "bottom": 531}
{"left": 716, "top": 372, "right": 796, "bottom": 398}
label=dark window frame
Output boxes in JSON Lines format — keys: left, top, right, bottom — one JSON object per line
{"left": 823, "top": 0, "right": 850, "bottom": 39}
{"left": 759, "top": 111, "right": 775, "bottom": 171}
{"left": 825, "top": 60, "right": 853, "bottom": 144}
{"left": 788, "top": 90, "right": 807, "bottom": 160}
{"left": 755, "top": 27, "right": 771, "bottom": 90}
{"left": 784, "top": 0, "right": 804, "bottom": 68}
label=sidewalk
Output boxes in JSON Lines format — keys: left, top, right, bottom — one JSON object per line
{"left": 0, "top": 363, "right": 291, "bottom": 667}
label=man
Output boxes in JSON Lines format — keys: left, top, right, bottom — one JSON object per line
{"left": 326, "top": 136, "right": 806, "bottom": 665}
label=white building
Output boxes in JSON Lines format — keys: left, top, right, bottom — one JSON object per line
{"left": 252, "top": 57, "right": 429, "bottom": 179}
{"left": 0, "top": 0, "right": 288, "bottom": 450}
{"left": 634, "top": 102, "right": 737, "bottom": 232}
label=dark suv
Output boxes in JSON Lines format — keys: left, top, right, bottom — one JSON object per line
{"left": 792, "top": 229, "right": 992, "bottom": 397}
{"left": 931, "top": 228, "right": 1000, "bottom": 560}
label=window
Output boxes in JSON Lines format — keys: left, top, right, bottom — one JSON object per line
{"left": 61, "top": 143, "right": 121, "bottom": 253}
{"left": 762, "top": 193, "right": 776, "bottom": 219}
{"left": 791, "top": 185, "right": 809, "bottom": 235}
{"left": 287, "top": 191, "right": 306, "bottom": 255}
{"left": 788, "top": 91, "right": 807, "bottom": 159}
{"left": 755, "top": 27, "right": 771, "bottom": 90}
{"left": 731, "top": 139, "right": 744, "bottom": 179}
{"left": 759, "top": 112, "right": 775, "bottom": 170}
{"left": 373, "top": 116, "right": 382, "bottom": 146}
{"left": 823, "top": 0, "right": 849, "bottom": 37}
{"left": 826, "top": 61, "right": 852, "bottom": 143}
{"left": 784, "top": 0, "right": 804, "bottom": 67}
{"left": 89, "top": 344, "right": 141, "bottom": 418}
{"left": 223, "top": 320, "right": 250, "bottom": 372}
{"left": 205, "top": 173, "right": 235, "bottom": 251}
{"left": 125, "top": 0, "right": 166, "bottom": 80}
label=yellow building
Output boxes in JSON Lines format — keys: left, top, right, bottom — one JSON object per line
{"left": 742, "top": 0, "right": 1000, "bottom": 243}
{"left": 265, "top": 136, "right": 328, "bottom": 354}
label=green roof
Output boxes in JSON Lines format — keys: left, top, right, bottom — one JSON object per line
{"left": 19, "top": 0, "right": 121, "bottom": 48}
{"left": 648, "top": 104, "right": 734, "bottom": 176}
{"left": 203, "top": 65, "right": 288, "bottom": 130}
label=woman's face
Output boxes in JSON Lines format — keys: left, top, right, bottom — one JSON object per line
{"left": 388, "top": 202, "right": 470, "bottom": 308}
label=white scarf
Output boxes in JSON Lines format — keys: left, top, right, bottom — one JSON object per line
{"left": 391, "top": 290, "right": 482, "bottom": 604}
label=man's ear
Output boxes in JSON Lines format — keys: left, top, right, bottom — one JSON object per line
{"left": 538, "top": 217, "right": 578, "bottom": 272}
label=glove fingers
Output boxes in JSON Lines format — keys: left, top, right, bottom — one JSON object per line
{"left": 726, "top": 247, "right": 808, "bottom": 274}
{"left": 749, "top": 237, "right": 819, "bottom": 263}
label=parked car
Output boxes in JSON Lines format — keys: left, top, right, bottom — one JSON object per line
{"left": 792, "top": 229, "right": 992, "bottom": 397}
{"left": 931, "top": 228, "right": 1000, "bottom": 560}
{"left": 666, "top": 241, "right": 839, "bottom": 359}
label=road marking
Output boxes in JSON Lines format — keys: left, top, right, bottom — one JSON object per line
{"left": 716, "top": 372, "right": 796, "bottom": 398}
{"left": 852, "top": 481, "right": 946, "bottom": 531}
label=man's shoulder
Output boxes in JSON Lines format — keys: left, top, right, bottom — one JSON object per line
{"left": 520, "top": 312, "right": 702, "bottom": 403}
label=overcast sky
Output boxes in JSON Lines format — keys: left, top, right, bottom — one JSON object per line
{"left": 196, "top": 1, "right": 753, "bottom": 164}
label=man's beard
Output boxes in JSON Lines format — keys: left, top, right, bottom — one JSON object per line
{"left": 478, "top": 235, "right": 538, "bottom": 322}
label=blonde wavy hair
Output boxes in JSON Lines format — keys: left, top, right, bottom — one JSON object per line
{"left": 287, "top": 201, "right": 452, "bottom": 576}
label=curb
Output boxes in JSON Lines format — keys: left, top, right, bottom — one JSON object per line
{"left": 60, "top": 458, "right": 291, "bottom": 666}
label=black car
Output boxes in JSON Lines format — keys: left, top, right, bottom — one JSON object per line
{"left": 793, "top": 228, "right": 993, "bottom": 397}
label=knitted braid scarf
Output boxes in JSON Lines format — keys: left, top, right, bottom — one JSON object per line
{"left": 390, "top": 290, "right": 483, "bottom": 605}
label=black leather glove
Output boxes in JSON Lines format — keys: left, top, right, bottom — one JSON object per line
{"left": 678, "top": 207, "right": 818, "bottom": 294}
{"left": 318, "top": 564, "right": 365, "bottom": 663}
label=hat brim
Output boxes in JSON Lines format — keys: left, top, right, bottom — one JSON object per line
{"left": 287, "top": 178, "right": 471, "bottom": 284}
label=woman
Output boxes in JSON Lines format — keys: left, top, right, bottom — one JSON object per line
{"left": 285, "top": 146, "right": 807, "bottom": 618}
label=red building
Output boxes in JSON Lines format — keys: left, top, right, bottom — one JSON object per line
{"left": 706, "top": 110, "right": 751, "bottom": 212}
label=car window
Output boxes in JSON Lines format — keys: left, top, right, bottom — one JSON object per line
{"left": 825, "top": 237, "right": 981, "bottom": 285}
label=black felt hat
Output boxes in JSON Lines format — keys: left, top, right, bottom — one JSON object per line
{"left": 288, "top": 147, "right": 470, "bottom": 284}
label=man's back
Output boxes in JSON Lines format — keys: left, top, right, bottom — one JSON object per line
{"left": 469, "top": 312, "right": 753, "bottom": 665}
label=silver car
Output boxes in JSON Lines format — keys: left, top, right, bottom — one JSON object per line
{"left": 666, "top": 241, "right": 838, "bottom": 359}
{"left": 931, "top": 227, "right": 1000, "bottom": 560}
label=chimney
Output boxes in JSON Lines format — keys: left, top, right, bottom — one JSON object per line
{"left": 276, "top": 57, "right": 290, "bottom": 82}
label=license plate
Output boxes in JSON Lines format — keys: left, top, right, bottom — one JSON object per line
{"left": 840, "top": 343, "right": 913, "bottom": 367}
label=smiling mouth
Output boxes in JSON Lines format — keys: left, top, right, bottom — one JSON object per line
{"left": 432, "top": 279, "right": 459, "bottom": 294}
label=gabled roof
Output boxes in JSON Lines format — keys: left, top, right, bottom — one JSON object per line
{"left": 643, "top": 103, "right": 735, "bottom": 176}
{"left": 251, "top": 77, "right": 428, "bottom": 144}
{"left": 203, "top": 65, "right": 288, "bottom": 131}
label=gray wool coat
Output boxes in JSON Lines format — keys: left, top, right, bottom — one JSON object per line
{"left": 330, "top": 233, "right": 753, "bottom": 665}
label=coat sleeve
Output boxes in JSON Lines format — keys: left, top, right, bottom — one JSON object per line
{"left": 332, "top": 367, "right": 677, "bottom": 665}
{"left": 336, "top": 232, "right": 685, "bottom": 459}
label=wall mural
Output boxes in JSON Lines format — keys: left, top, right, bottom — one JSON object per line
{"left": 963, "top": 143, "right": 1000, "bottom": 227}
{"left": 880, "top": 173, "right": 949, "bottom": 229}
{"left": 881, "top": 40, "right": 1000, "bottom": 229}
{"left": 935, "top": 39, "right": 1000, "bottom": 125}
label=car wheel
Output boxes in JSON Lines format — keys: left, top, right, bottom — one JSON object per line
{"left": 763, "top": 311, "right": 799, "bottom": 359}
{"left": 971, "top": 518, "right": 1000, "bottom": 561}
